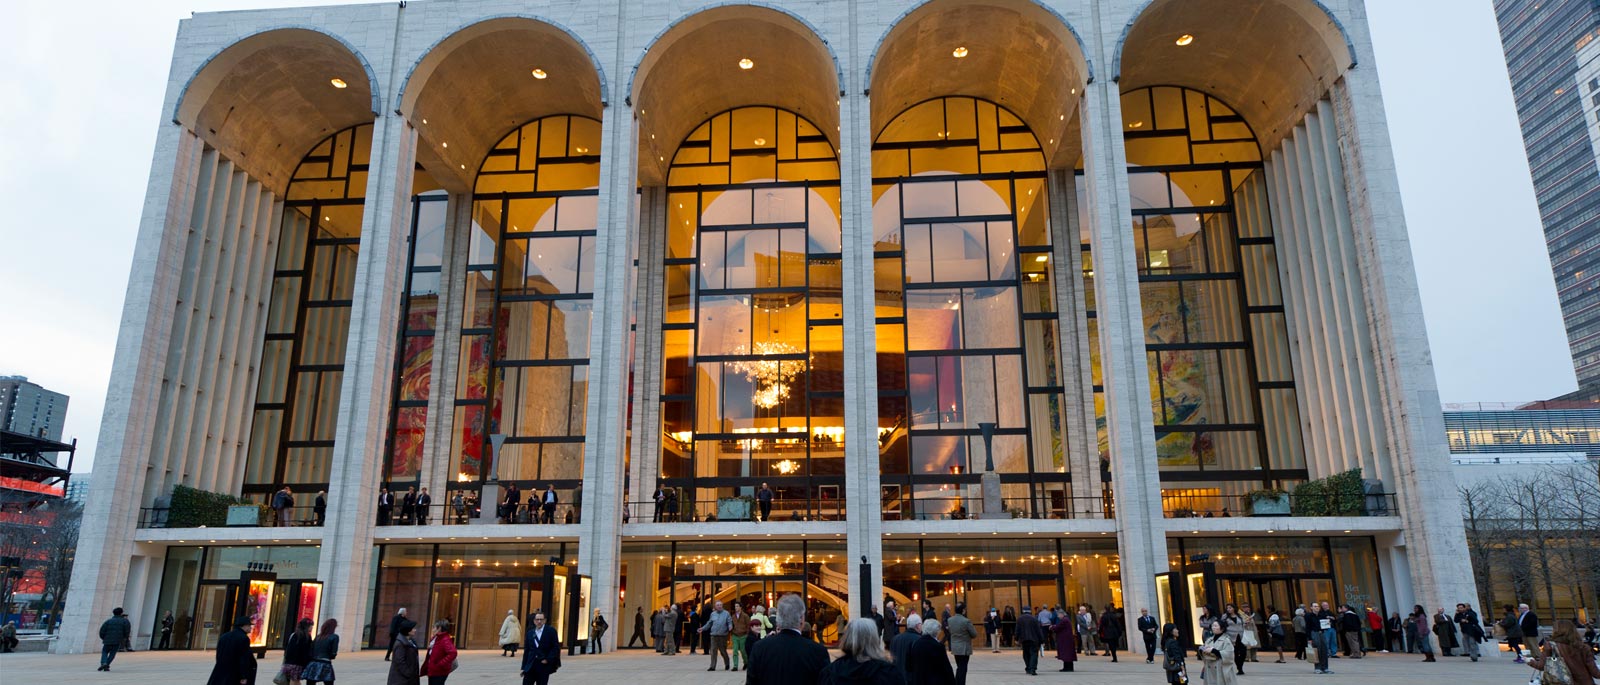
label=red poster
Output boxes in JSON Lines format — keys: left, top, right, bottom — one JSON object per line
{"left": 298, "top": 583, "right": 322, "bottom": 627}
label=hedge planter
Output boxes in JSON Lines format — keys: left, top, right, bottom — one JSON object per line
{"left": 1247, "top": 494, "right": 1291, "bottom": 516}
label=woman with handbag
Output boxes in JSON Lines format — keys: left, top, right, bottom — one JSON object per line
{"left": 1199, "top": 621, "right": 1239, "bottom": 685}
{"left": 422, "top": 620, "right": 458, "bottom": 685}
{"left": 1528, "top": 620, "right": 1600, "bottom": 685}
{"left": 1162, "top": 624, "right": 1188, "bottom": 685}
{"left": 278, "top": 619, "right": 314, "bottom": 685}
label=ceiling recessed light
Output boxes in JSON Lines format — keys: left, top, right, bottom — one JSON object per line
{"left": 1035, "top": 255, "right": 1049, "bottom": 263}
{"left": 1176, "top": 34, "right": 1195, "bottom": 46}
{"left": 441, "top": 142, "right": 448, "bottom": 148}
{"left": 575, "top": 146, "right": 589, "bottom": 154}
{"left": 753, "top": 137, "right": 766, "bottom": 146}
{"left": 952, "top": 46, "right": 969, "bottom": 58}
{"left": 330, "top": 78, "right": 348, "bottom": 89}
{"left": 460, "top": 164, "right": 466, "bottom": 169}
{"left": 1129, "top": 121, "right": 1143, "bottom": 129}
{"left": 531, "top": 68, "right": 548, "bottom": 79}
{"left": 421, "top": 118, "right": 428, "bottom": 125}
{"left": 738, "top": 58, "right": 754, "bottom": 70}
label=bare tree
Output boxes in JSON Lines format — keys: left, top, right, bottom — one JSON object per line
{"left": 36, "top": 500, "right": 80, "bottom": 634}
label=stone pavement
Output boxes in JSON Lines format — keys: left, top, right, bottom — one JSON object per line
{"left": 0, "top": 646, "right": 1535, "bottom": 684}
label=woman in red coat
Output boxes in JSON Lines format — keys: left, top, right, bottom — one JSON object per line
{"left": 1049, "top": 610, "right": 1079, "bottom": 672}
{"left": 421, "top": 620, "right": 458, "bottom": 685}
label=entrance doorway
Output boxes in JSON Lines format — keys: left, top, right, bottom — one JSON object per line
{"left": 1219, "top": 576, "right": 1335, "bottom": 615}
{"left": 921, "top": 576, "right": 1059, "bottom": 650}
{"left": 428, "top": 580, "right": 546, "bottom": 649}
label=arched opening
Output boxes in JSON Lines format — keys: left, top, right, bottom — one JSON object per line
{"left": 657, "top": 106, "right": 843, "bottom": 522}
{"left": 871, "top": 97, "right": 1070, "bottom": 521}
{"left": 868, "top": 0, "right": 1091, "bottom": 168}
{"left": 631, "top": 5, "right": 840, "bottom": 185}
{"left": 399, "top": 16, "right": 606, "bottom": 192}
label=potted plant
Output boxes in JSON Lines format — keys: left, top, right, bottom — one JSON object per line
{"left": 1245, "top": 488, "right": 1290, "bottom": 516}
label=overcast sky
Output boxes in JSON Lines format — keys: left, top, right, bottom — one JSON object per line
{"left": 0, "top": 0, "right": 1575, "bottom": 474}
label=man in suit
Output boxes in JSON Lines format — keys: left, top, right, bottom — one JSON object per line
{"left": 946, "top": 604, "right": 980, "bottom": 685}
{"left": 400, "top": 486, "right": 417, "bottom": 525}
{"left": 376, "top": 487, "right": 393, "bottom": 525}
{"left": 541, "top": 484, "right": 559, "bottom": 524}
{"left": 1015, "top": 606, "right": 1045, "bottom": 675}
{"left": 745, "top": 594, "right": 829, "bottom": 685}
{"left": 415, "top": 487, "right": 432, "bottom": 525}
{"left": 522, "top": 612, "right": 562, "bottom": 685}
{"left": 1454, "top": 602, "right": 1484, "bottom": 661}
{"left": 1517, "top": 603, "right": 1539, "bottom": 650}
{"left": 907, "top": 618, "right": 956, "bottom": 685}
{"left": 1138, "top": 608, "right": 1159, "bottom": 662}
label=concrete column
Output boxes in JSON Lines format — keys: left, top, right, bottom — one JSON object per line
{"left": 317, "top": 113, "right": 417, "bottom": 649}
{"left": 842, "top": 86, "right": 882, "bottom": 615}
{"left": 628, "top": 185, "right": 668, "bottom": 522}
{"left": 1078, "top": 79, "right": 1168, "bottom": 656}
{"left": 1046, "top": 168, "right": 1103, "bottom": 509}
{"left": 423, "top": 193, "right": 468, "bottom": 499}
{"left": 576, "top": 107, "right": 636, "bottom": 635}
{"left": 60, "top": 127, "right": 205, "bottom": 654}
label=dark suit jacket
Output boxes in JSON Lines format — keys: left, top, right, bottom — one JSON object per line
{"left": 206, "top": 628, "right": 257, "bottom": 685}
{"left": 1519, "top": 611, "right": 1539, "bottom": 639}
{"left": 746, "top": 629, "right": 829, "bottom": 685}
{"left": 905, "top": 634, "right": 955, "bottom": 685}
{"left": 521, "top": 626, "right": 562, "bottom": 676}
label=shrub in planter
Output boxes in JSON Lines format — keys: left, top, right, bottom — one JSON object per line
{"left": 1289, "top": 469, "right": 1366, "bottom": 516}
{"left": 168, "top": 484, "right": 261, "bottom": 527}
{"left": 1245, "top": 489, "right": 1290, "bottom": 516}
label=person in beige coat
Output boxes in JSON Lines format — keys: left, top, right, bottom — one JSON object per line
{"left": 1199, "top": 620, "right": 1240, "bottom": 685}
{"left": 499, "top": 610, "right": 523, "bottom": 657}
{"left": 946, "top": 603, "right": 981, "bottom": 685}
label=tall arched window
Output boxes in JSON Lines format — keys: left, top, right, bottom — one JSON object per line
{"left": 245, "top": 124, "right": 372, "bottom": 494}
{"left": 449, "top": 116, "right": 601, "bottom": 497}
{"left": 1119, "top": 86, "right": 1305, "bottom": 507}
{"left": 872, "top": 97, "right": 1069, "bottom": 520}
{"left": 659, "top": 106, "right": 843, "bottom": 521}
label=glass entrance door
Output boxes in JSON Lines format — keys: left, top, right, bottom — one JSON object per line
{"left": 194, "top": 584, "right": 231, "bottom": 650}
{"left": 464, "top": 583, "right": 521, "bottom": 649}
{"left": 923, "top": 576, "right": 1039, "bottom": 649}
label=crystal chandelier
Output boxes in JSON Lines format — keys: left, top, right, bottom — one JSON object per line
{"left": 727, "top": 341, "right": 802, "bottom": 408}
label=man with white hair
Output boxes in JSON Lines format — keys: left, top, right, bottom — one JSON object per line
{"left": 906, "top": 618, "right": 956, "bottom": 685}
{"left": 745, "top": 594, "right": 829, "bottom": 685}
{"left": 891, "top": 613, "right": 925, "bottom": 676}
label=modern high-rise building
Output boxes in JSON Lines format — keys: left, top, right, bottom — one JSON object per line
{"left": 61, "top": 0, "right": 1478, "bottom": 654}
{"left": 0, "top": 376, "right": 69, "bottom": 442}
{"left": 1493, "top": 0, "right": 1600, "bottom": 397}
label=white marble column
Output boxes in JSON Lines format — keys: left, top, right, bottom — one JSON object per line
{"left": 841, "top": 85, "right": 883, "bottom": 615}
{"left": 1046, "top": 168, "right": 1104, "bottom": 509}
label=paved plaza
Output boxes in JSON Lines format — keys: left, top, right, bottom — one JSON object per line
{"left": 0, "top": 646, "right": 1535, "bottom": 684}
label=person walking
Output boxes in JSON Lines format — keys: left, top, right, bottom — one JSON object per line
{"left": 1221, "top": 604, "right": 1245, "bottom": 674}
{"left": 415, "top": 487, "right": 432, "bottom": 525}
{"left": 589, "top": 609, "right": 608, "bottom": 654}
{"left": 1198, "top": 621, "right": 1239, "bottom": 685}
{"left": 745, "top": 594, "right": 830, "bottom": 685}
{"left": 1266, "top": 607, "right": 1286, "bottom": 663}
{"left": 1099, "top": 603, "right": 1124, "bottom": 663}
{"left": 1501, "top": 604, "right": 1527, "bottom": 662}
{"left": 206, "top": 615, "right": 258, "bottom": 685}
{"left": 1454, "top": 603, "right": 1484, "bottom": 661}
{"left": 1161, "top": 624, "right": 1187, "bottom": 685}
{"left": 1239, "top": 606, "right": 1259, "bottom": 663}
{"left": 1015, "top": 606, "right": 1045, "bottom": 675}
{"left": 820, "top": 618, "right": 902, "bottom": 685}
{"left": 96, "top": 607, "right": 133, "bottom": 672}
{"left": 1432, "top": 607, "right": 1457, "bottom": 657}
{"left": 388, "top": 619, "right": 421, "bottom": 685}
{"left": 730, "top": 604, "right": 751, "bottom": 670}
{"left": 1409, "top": 605, "right": 1435, "bottom": 662}
{"left": 630, "top": 607, "right": 648, "bottom": 648}
{"left": 1292, "top": 607, "right": 1308, "bottom": 660}
{"left": 984, "top": 607, "right": 1001, "bottom": 653}
{"left": 1001, "top": 606, "right": 1016, "bottom": 648}
{"left": 1517, "top": 603, "right": 1540, "bottom": 654}
{"left": 314, "top": 491, "right": 327, "bottom": 526}
{"left": 377, "top": 487, "right": 394, "bottom": 525}
{"left": 905, "top": 619, "right": 954, "bottom": 685}
{"left": 662, "top": 604, "right": 680, "bottom": 655}
{"left": 756, "top": 483, "right": 775, "bottom": 522}
{"left": 685, "top": 602, "right": 702, "bottom": 654}
{"left": 1338, "top": 605, "right": 1363, "bottom": 658}
{"left": 500, "top": 610, "right": 522, "bottom": 657}
{"left": 280, "top": 618, "right": 314, "bottom": 685}
{"left": 1526, "top": 619, "right": 1600, "bottom": 685}
{"left": 1138, "top": 608, "right": 1159, "bottom": 663}
{"left": 1048, "top": 604, "right": 1078, "bottom": 672}
{"left": 385, "top": 608, "right": 410, "bottom": 661}
{"left": 946, "top": 603, "right": 979, "bottom": 685}
{"left": 421, "top": 620, "right": 457, "bottom": 685}
{"left": 301, "top": 620, "right": 339, "bottom": 685}
{"left": 890, "top": 614, "right": 924, "bottom": 678}
{"left": 701, "top": 600, "right": 732, "bottom": 670}
{"left": 159, "top": 610, "right": 175, "bottom": 649}
{"left": 522, "top": 612, "right": 563, "bottom": 685}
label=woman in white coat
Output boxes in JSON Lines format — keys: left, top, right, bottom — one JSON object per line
{"left": 499, "top": 610, "right": 522, "bottom": 657}
{"left": 1200, "top": 620, "right": 1240, "bottom": 685}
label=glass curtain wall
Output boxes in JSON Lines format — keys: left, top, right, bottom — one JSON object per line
{"left": 1119, "top": 87, "right": 1305, "bottom": 510}
{"left": 659, "top": 107, "right": 845, "bottom": 521}
{"left": 872, "top": 97, "right": 1070, "bottom": 521}
{"left": 449, "top": 116, "right": 601, "bottom": 506}
{"left": 245, "top": 124, "right": 372, "bottom": 495}
{"left": 383, "top": 187, "right": 448, "bottom": 482}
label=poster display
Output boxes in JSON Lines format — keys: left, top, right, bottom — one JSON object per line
{"left": 247, "top": 580, "right": 275, "bottom": 647}
{"left": 298, "top": 582, "right": 323, "bottom": 628}
{"left": 576, "top": 576, "right": 592, "bottom": 641}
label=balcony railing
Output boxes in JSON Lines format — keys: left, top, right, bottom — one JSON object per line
{"left": 880, "top": 494, "right": 1111, "bottom": 520}
{"left": 396, "top": 502, "right": 581, "bottom": 526}
{"left": 623, "top": 497, "right": 845, "bottom": 523}
{"left": 1161, "top": 492, "right": 1398, "bottom": 519}
{"left": 136, "top": 506, "right": 321, "bottom": 528}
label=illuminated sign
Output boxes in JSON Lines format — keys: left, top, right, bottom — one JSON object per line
{"left": 298, "top": 582, "right": 323, "bottom": 629}
{"left": 247, "top": 580, "right": 275, "bottom": 648}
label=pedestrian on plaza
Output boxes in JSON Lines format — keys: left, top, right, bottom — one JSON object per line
{"left": 1386, "top": 611, "right": 1404, "bottom": 653}
{"left": 498, "top": 610, "right": 522, "bottom": 657}
{"left": 630, "top": 607, "right": 648, "bottom": 648}
{"left": 946, "top": 603, "right": 978, "bottom": 685}
{"left": 745, "top": 594, "right": 830, "bottom": 685}
{"left": 1363, "top": 606, "right": 1383, "bottom": 653}
{"left": 1099, "top": 603, "right": 1124, "bottom": 663}
{"left": 939, "top": 604, "right": 953, "bottom": 648}
{"left": 1527, "top": 619, "right": 1600, "bottom": 685}
{"left": 384, "top": 608, "right": 410, "bottom": 661}
{"left": 663, "top": 604, "right": 680, "bottom": 655}
{"left": 1161, "top": 624, "right": 1187, "bottom": 685}
{"left": 1198, "top": 621, "right": 1238, "bottom": 685}
{"left": 521, "top": 612, "right": 562, "bottom": 685}
{"left": 96, "top": 607, "right": 132, "bottom": 672}
{"left": 1517, "top": 603, "right": 1540, "bottom": 656}
{"left": 686, "top": 603, "right": 702, "bottom": 654}
{"left": 1001, "top": 606, "right": 1016, "bottom": 648}
{"left": 1501, "top": 604, "right": 1526, "bottom": 661}
{"left": 206, "top": 615, "right": 258, "bottom": 685}
{"left": 421, "top": 620, "right": 458, "bottom": 685}
{"left": 1292, "top": 607, "right": 1308, "bottom": 660}
{"left": 1453, "top": 602, "right": 1484, "bottom": 661}
{"left": 1311, "top": 602, "right": 1335, "bottom": 674}
{"left": 819, "top": 618, "right": 901, "bottom": 685}
{"left": 884, "top": 602, "right": 900, "bottom": 641}
{"left": 540, "top": 485, "right": 558, "bottom": 524}
{"left": 984, "top": 607, "right": 1001, "bottom": 653}
{"left": 652, "top": 607, "right": 667, "bottom": 652}
{"left": 280, "top": 618, "right": 314, "bottom": 685}
{"left": 159, "top": 610, "right": 175, "bottom": 649}
{"left": 314, "top": 491, "right": 327, "bottom": 526}
{"left": 302, "top": 619, "right": 340, "bottom": 685}
{"left": 1266, "top": 607, "right": 1286, "bottom": 663}
{"left": 589, "top": 609, "right": 608, "bottom": 654}
{"left": 730, "top": 604, "right": 751, "bottom": 670}
{"left": 1239, "top": 605, "right": 1260, "bottom": 663}
{"left": 1409, "top": 605, "right": 1436, "bottom": 662}
{"left": 377, "top": 487, "right": 394, "bottom": 525}
{"left": 0, "top": 620, "right": 17, "bottom": 653}
{"left": 1015, "top": 606, "right": 1045, "bottom": 675}
{"left": 919, "top": 599, "right": 936, "bottom": 622}
{"left": 387, "top": 619, "right": 421, "bottom": 685}
{"left": 400, "top": 486, "right": 417, "bottom": 525}
{"left": 700, "top": 600, "right": 732, "bottom": 670}
{"left": 1433, "top": 607, "right": 1457, "bottom": 657}
{"left": 905, "top": 619, "right": 954, "bottom": 685}
{"left": 1138, "top": 608, "right": 1160, "bottom": 662}
{"left": 757, "top": 483, "right": 775, "bottom": 522}
{"left": 1338, "top": 604, "right": 1364, "bottom": 658}
{"left": 415, "top": 487, "right": 432, "bottom": 525}
{"left": 1048, "top": 603, "right": 1078, "bottom": 672}
{"left": 890, "top": 614, "right": 924, "bottom": 678}
{"left": 1076, "top": 605, "right": 1097, "bottom": 656}
{"left": 1221, "top": 604, "right": 1246, "bottom": 674}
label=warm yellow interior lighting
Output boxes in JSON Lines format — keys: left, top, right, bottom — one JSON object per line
{"left": 738, "top": 58, "right": 754, "bottom": 70}
{"left": 952, "top": 46, "right": 969, "bottom": 58}
{"left": 531, "top": 68, "right": 548, "bottom": 79}
{"left": 1176, "top": 34, "right": 1195, "bottom": 46}
{"left": 329, "top": 78, "right": 347, "bottom": 89}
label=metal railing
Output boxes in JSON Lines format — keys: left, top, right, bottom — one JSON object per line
{"left": 623, "top": 498, "right": 845, "bottom": 523}
{"left": 379, "top": 502, "right": 583, "bottom": 526}
{"left": 879, "top": 494, "right": 1111, "bottom": 521}
{"left": 1161, "top": 492, "right": 1398, "bottom": 518}
{"left": 136, "top": 505, "right": 322, "bottom": 528}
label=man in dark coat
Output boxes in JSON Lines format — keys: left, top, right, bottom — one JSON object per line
{"left": 384, "top": 607, "right": 409, "bottom": 661}
{"left": 377, "top": 487, "right": 394, "bottom": 525}
{"left": 1015, "top": 606, "right": 1045, "bottom": 675}
{"left": 400, "top": 486, "right": 417, "bottom": 525}
{"left": 1517, "top": 603, "right": 1539, "bottom": 647}
{"left": 206, "top": 616, "right": 257, "bottom": 685}
{"left": 1454, "top": 603, "right": 1484, "bottom": 661}
{"left": 1138, "top": 608, "right": 1160, "bottom": 662}
{"left": 906, "top": 619, "right": 956, "bottom": 685}
{"left": 313, "top": 491, "right": 327, "bottom": 526}
{"left": 522, "top": 612, "right": 562, "bottom": 685}
{"left": 97, "top": 607, "right": 133, "bottom": 671}
{"left": 415, "top": 487, "right": 432, "bottom": 525}
{"left": 630, "top": 606, "right": 648, "bottom": 648}
{"left": 891, "top": 614, "right": 925, "bottom": 678}
{"left": 745, "top": 594, "right": 829, "bottom": 685}
{"left": 540, "top": 485, "right": 559, "bottom": 524}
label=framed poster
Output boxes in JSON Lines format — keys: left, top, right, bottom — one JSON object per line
{"left": 576, "top": 576, "right": 592, "bottom": 641}
{"left": 246, "top": 580, "right": 275, "bottom": 647}
{"left": 551, "top": 573, "right": 568, "bottom": 642}
{"left": 298, "top": 582, "right": 323, "bottom": 628}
